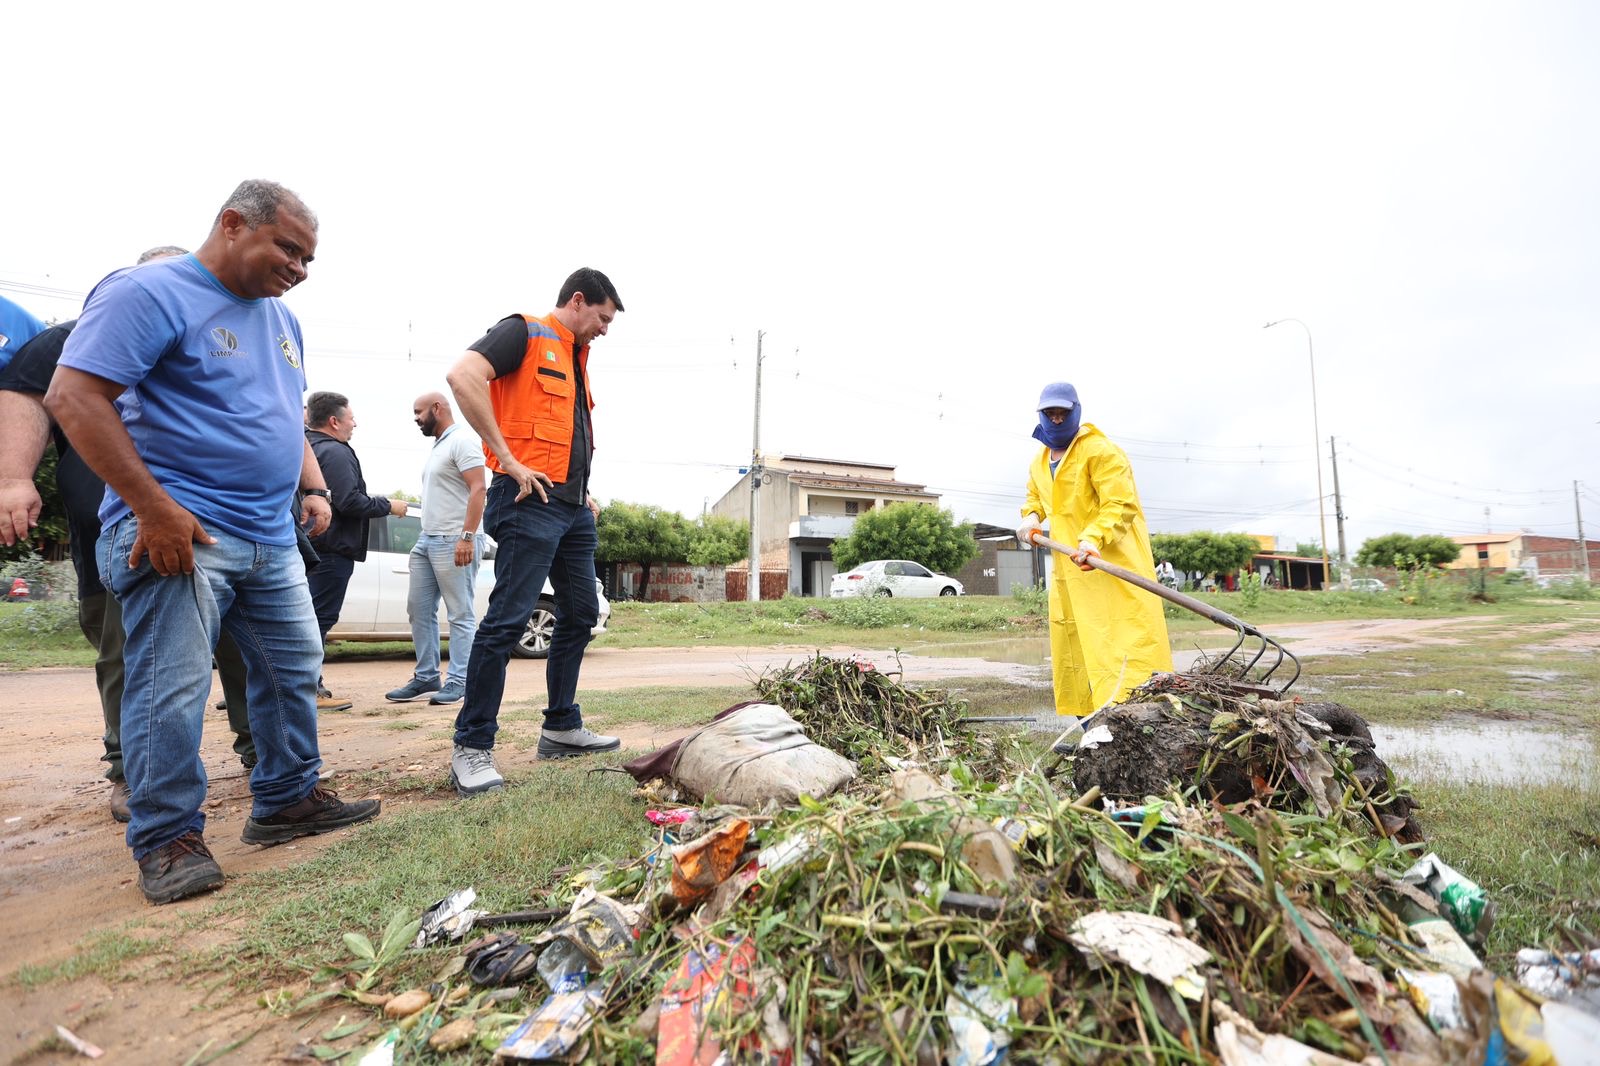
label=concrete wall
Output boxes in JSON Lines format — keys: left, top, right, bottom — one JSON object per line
{"left": 615, "top": 563, "right": 727, "bottom": 602}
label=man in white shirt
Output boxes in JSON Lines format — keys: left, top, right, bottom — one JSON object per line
{"left": 386, "top": 392, "right": 487, "bottom": 705}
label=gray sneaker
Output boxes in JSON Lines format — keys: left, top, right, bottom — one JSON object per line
{"left": 450, "top": 744, "right": 504, "bottom": 795}
{"left": 387, "top": 677, "right": 441, "bottom": 702}
{"left": 537, "top": 726, "right": 621, "bottom": 760}
{"left": 429, "top": 680, "right": 466, "bottom": 705}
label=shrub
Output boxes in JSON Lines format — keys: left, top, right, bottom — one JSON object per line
{"left": 1009, "top": 582, "right": 1047, "bottom": 616}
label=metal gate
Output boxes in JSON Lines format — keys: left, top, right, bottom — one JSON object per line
{"left": 994, "top": 548, "right": 1034, "bottom": 596}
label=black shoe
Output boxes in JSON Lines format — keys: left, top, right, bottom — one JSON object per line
{"left": 138, "top": 832, "right": 225, "bottom": 904}
{"left": 109, "top": 780, "right": 132, "bottom": 823}
{"left": 241, "top": 786, "right": 381, "bottom": 845}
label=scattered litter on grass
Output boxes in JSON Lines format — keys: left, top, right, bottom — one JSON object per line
{"left": 414, "top": 887, "right": 483, "bottom": 948}
{"left": 325, "top": 656, "right": 1598, "bottom": 1063}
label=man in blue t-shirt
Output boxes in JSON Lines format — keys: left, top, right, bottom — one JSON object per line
{"left": 0, "top": 293, "right": 46, "bottom": 372}
{"left": 46, "top": 179, "right": 382, "bottom": 905}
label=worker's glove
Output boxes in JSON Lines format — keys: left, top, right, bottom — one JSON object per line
{"left": 1071, "top": 542, "right": 1100, "bottom": 572}
{"left": 1016, "top": 515, "right": 1043, "bottom": 548}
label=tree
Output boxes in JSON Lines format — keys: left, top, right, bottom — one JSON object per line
{"left": 830, "top": 503, "right": 978, "bottom": 575}
{"left": 595, "top": 501, "right": 689, "bottom": 600}
{"left": 1148, "top": 531, "right": 1260, "bottom": 577}
{"left": 1294, "top": 541, "right": 1325, "bottom": 559}
{"left": 1355, "top": 533, "right": 1461, "bottom": 569}
{"left": 390, "top": 488, "right": 421, "bottom": 504}
{"left": 685, "top": 514, "right": 749, "bottom": 567}
{"left": 0, "top": 443, "right": 68, "bottom": 565}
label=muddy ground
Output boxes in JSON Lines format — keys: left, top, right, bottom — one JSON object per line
{"left": 0, "top": 619, "right": 1482, "bottom": 1063}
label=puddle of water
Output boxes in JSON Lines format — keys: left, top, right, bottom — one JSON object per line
{"left": 914, "top": 638, "right": 1051, "bottom": 667}
{"left": 1370, "top": 721, "right": 1597, "bottom": 787}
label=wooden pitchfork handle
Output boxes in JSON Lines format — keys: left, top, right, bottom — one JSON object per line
{"left": 1026, "top": 530, "right": 1268, "bottom": 639}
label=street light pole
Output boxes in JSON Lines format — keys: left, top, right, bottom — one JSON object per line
{"left": 1264, "top": 318, "right": 1332, "bottom": 589}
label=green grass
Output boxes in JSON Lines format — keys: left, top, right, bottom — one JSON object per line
{"left": 1293, "top": 619, "right": 1600, "bottom": 727}
{"left": 1405, "top": 772, "right": 1600, "bottom": 961}
{"left": 0, "top": 600, "right": 91, "bottom": 667}
{"left": 13, "top": 930, "right": 166, "bottom": 988}
{"left": 198, "top": 758, "right": 653, "bottom": 990}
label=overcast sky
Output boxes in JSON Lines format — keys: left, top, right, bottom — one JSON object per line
{"left": 7, "top": 2, "right": 1597, "bottom": 561}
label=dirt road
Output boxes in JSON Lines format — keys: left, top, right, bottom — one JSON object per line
{"left": 0, "top": 620, "right": 1478, "bottom": 1062}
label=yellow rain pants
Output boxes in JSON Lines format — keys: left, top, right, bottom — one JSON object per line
{"left": 1023, "top": 424, "right": 1172, "bottom": 716}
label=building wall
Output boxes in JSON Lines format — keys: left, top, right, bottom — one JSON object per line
{"left": 1519, "top": 534, "right": 1600, "bottom": 575}
{"left": 725, "top": 569, "right": 790, "bottom": 600}
{"left": 707, "top": 469, "right": 802, "bottom": 560}
{"left": 1444, "top": 537, "right": 1522, "bottom": 570}
{"left": 615, "top": 563, "right": 726, "bottom": 603}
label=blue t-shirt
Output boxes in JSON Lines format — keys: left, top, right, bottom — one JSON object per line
{"left": 59, "top": 255, "right": 308, "bottom": 546}
{"left": 0, "top": 294, "right": 47, "bottom": 372}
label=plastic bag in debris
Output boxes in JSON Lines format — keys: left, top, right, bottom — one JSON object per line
{"left": 356, "top": 1029, "right": 401, "bottom": 1066}
{"left": 1397, "top": 968, "right": 1467, "bottom": 1031}
{"left": 664, "top": 702, "right": 857, "bottom": 807}
{"left": 1402, "top": 853, "right": 1495, "bottom": 942}
{"left": 1515, "top": 948, "right": 1600, "bottom": 1014}
{"left": 1543, "top": 1001, "right": 1600, "bottom": 1065}
{"left": 495, "top": 972, "right": 606, "bottom": 1061}
{"left": 1493, "top": 976, "right": 1556, "bottom": 1066}
{"left": 1066, "top": 910, "right": 1210, "bottom": 1001}
{"left": 1405, "top": 916, "right": 1483, "bottom": 978}
{"left": 945, "top": 981, "right": 1014, "bottom": 1066}
{"left": 656, "top": 938, "right": 792, "bottom": 1066}
{"left": 414, "top": 887, "right": 485, "bottom": 948}
{"left": 669, "top": 818, "right": 751, "bottom": 908}
{"left": 529, "top": 889, "right": 643, "bottom": 987}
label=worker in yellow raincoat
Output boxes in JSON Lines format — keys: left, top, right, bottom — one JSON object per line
{"left": 1018, "top": 382, "right": 1172, "bottom": 716}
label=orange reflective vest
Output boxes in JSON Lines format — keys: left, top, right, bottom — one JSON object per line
{"left": 486, "top": 312, "right": 594, "bottom": 483}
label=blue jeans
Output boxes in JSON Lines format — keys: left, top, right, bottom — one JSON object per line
{"left": 456, "top": 478, "right": 598, "bottom": 747}
{"left": 99, "top": 516, "right": 323, "bottom": 858}
{"left": 408, "top": 533, "right": 481, "bottom": 685}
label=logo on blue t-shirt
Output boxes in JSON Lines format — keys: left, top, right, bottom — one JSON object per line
{"left": 279, "top": 334, "right": 301, "bottom": 368}
{"left": 210, "top": 327, "right": 241, "bottom": 357}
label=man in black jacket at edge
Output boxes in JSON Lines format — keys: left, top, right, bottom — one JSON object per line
{"left": 304, "top": 390, "right": 405, "bottom": 709}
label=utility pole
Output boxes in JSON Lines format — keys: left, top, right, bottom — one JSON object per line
{"left": 747, "top": 331, "right": 766, "bottom": 602}
{"left": 1576, "top": 481, "right": 1591, "bottom": 583}
{"left": 1329, "top": 436, "right": 1349, "bottom": 576}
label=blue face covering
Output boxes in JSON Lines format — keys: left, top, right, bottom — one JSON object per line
{"left": 1032, "top": 405, "right": 1081, "bottom": 448}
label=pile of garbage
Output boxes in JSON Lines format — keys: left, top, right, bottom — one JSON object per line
{"left": 338, "top": 657, "right": 1599, "bottom": 1064}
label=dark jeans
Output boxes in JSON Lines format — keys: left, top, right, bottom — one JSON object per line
{"left": 455, "top": 478, "right": 598, "bottom": 748}
{"left": 306, "top": 553, "right": 356, "bottom": 642}
{"left": 79, "top": 589, "right": 255, "bottom": 780}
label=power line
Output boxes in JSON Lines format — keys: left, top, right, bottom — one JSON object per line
{"left": 1342, "top": 442, "right": 1569, "bottom": 500}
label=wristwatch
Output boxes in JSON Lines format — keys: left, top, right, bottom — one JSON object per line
{"left": 303, "top": 488, "right": 331, "bottom": 499}
{"left": 458, "top": 531, "right": 476, "bottom": 541}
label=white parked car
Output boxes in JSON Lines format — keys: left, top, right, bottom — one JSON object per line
{"left": 327, "top": 508, "right": 609, "bottom": 658}
{"left": 829, "top": 559, "right": 964, "bottom": 598}
{"left": 1349, "top": 578, "right": 1388, "bottom": 593}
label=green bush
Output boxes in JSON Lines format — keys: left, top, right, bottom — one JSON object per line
{"left": 0, "top": 552, "right": 56, "bottom": 598}
{"left": 1009, "top": 582, "right": 1047, "bottom": 616}
{"left": 0, "top": 600, "right": 79, "bottom": 637}
{"left": 1539, "top": 578, "right": 1596, "bottom": 601}
{"left": 826, "top": 595, "right": 904, "bottom": 628}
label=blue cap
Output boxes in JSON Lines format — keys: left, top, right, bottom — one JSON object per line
{"left": 1036, "top": 382, "right": 1079, "bottom": 412}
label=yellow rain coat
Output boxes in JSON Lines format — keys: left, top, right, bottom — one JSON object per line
{"left": 1023, "top": 424, "right": 1172, "bottom": 716}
